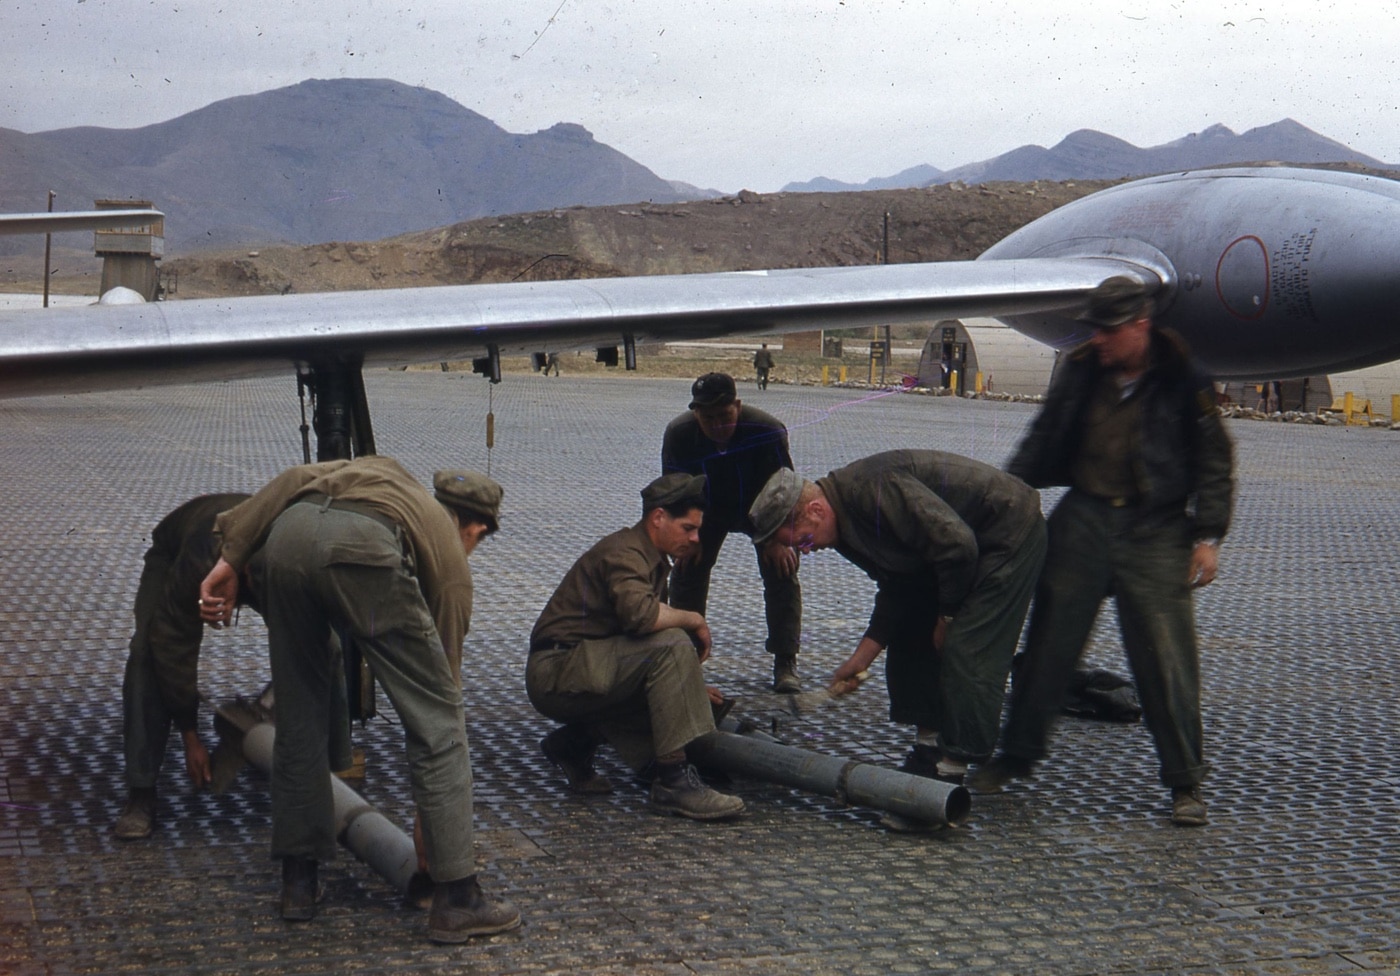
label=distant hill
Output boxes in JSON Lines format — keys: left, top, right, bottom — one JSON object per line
{"left": 0, "top": 78, "right": 690, "bottom": 251}
{"left": 785, "top": 164, "right": 945, "bottom": 193}
{"left": 784, "top": 120, "right": 1393, "bottom": 191}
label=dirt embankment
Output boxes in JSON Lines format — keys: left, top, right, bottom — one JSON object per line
{"left": 151, "top": 180, "right": 1116, "bottom": 300}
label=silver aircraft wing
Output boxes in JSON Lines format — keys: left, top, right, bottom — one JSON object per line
{"left": 0, "top": 210, "right": 164, "bottom": 235}
{"left": 5, "top": 166, "right": 1400, "bottom": 392}
{"left": 0, "top": 257, "right": 1151, "bottom": 398}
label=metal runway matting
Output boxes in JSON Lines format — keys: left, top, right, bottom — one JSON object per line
{"left": 1, "top": 369, "right": 1397, "bottom": 975}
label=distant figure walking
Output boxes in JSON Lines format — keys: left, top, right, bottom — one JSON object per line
{"left": 753, "top": 344, "right": 775, "bottom": 389}
{"left": 544, "top": 352, "right": 561, "bottom": 377}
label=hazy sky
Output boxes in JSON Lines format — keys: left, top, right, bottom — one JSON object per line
{"left": 3, "top": 0, "right": 1395, "bottom": 193}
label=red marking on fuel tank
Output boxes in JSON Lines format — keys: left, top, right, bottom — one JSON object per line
{"left": 1215, "top": 236, "right": 1270, "bottom": 320}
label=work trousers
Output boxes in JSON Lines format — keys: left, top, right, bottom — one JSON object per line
{"left": 526, "top": 629, "right": 715, "bottom": 770}
{"left": 1000, "top": 491, "right": 1207, "bottom": 787}
{"left": 263, "top": 501, "right": 476, "bottom": 880}
{"left": 122, "top": 547, "right": 202, "bottom": 789}
{"left": 668, "top": 524, "right": 801, "bottom": 659}
{"left": 885, "top": 517, "right": 1046, "bottom": 763}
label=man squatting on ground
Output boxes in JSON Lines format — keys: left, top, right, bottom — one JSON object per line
{"left": 197, "top": 456, "right": 520, "bottom": 942}
{"left": 116, "top": 494, "right": 358, "bottom": 840}
{"left": 663, "top": 372, "right": 803, "bottom": 693}
{"left": 749, "top": 449, "right": 1047, "bottom": 783}
{"left": 969, "top": 276, "right": 1234, "bottom": 827}
{"left": 527, "top": 472, "right": 745, "bottom": 820}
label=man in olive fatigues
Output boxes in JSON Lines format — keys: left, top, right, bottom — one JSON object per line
{"left": 115, "top": 493, "right": 253, "bottom": 839}
{"left": 117, "top": 494, "right": 358, "bottom": 841}
{"left": 751, "top": 450, "right": 1046, "bottom": 784}
{"left": 527, "top": 473, "right": 744, "bottom": 821}
{"left": 198, "top": 457, "right": 518, "bottom": 942}
{"left": 753, "top": 344, "right": 775, "bottom": 389}
{"left": 970, "top": 277, "right": 1234, "bottom": 827}
{"left": 663, "top": 372, "right": 803, "bottom": 692}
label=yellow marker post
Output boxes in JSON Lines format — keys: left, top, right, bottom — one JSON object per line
{"left": 821, "top": 365, "right": 830, "bottom": 386}
{"left": 839, "top": 365, "right": 848, "bottom": 384}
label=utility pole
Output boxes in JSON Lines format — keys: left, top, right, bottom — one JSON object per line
{"left": 42, "top": 191, "right": 55, "bottom": 308}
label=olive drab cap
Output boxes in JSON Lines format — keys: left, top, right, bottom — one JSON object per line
{"left": 688, "top": 372, "right": 738, "bottom": 409}
{"left": 640, "top": 473, "right": 707, "bottom": 513}
{"left": 748, "top": 468, "right": 804, "bottom": 544}
{"left": 433, "top": 470, "right": 504, "bottom": 533}
{"left": 1079, "top": 276, "right": 1153, "bottom": 329}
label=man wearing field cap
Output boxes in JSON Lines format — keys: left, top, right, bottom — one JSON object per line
{"left": 527, "top": 472, "right": 745, "bottom": 821}
{"left": 663, "top": 371, "right": 804, "bottom": 692}
{"left": 749, "top": 451, "right": 1046, "bottom": 786}
{"left": 197, "top": 455, "right": 517, "bottom": 942}
{"left": 969, "top": 276, "right": 1235, "bottom": 828}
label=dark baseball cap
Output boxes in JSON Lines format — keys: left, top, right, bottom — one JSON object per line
{"left": 689, "top": 372, "right": 737, "bottom": 409}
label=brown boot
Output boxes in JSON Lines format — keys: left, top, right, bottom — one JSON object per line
{"left": 113, "top": 787, "right": 156, "bottom": 840}
{"left": 541, "top": 726, "right": 613, "bottom": 794}
{"left": 1171, "top": 786, "right": 1208, "bottom": 826}
{"left": 427, "top": 875, "right": 522, "bottom": 943}
{"left": 279, "top": 857, "right": 322, "bottom": 922}
{"left": 772, "top": 656, "right": 803, "bottom": 694}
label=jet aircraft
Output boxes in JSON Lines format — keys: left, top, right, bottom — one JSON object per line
{"left": 2, "top": 166, "right": 1397, "bottom": 455}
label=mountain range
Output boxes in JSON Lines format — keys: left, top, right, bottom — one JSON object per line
{"left": 0, "top": 79, "right": 695, "bottom": 252}
{"left": 0, "top": 78, "right": 1391, "bottom": 253}
{"left": 783, "top": 120, "right": 1390, "bottom": 192}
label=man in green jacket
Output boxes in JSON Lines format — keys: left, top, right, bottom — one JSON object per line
{"left": 115, "top": 493, "right": 252, "bottom": 840}
{"left": 750, "top": 450, "right": 1046, "bottom": 784}
{"left": 198, "top": 457, "right": 517, "bottom": 942}
{"left": 969, "top": 277, "right": 1234, "bottom": 827}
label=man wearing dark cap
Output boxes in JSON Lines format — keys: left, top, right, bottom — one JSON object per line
{"left": 969, "top": 276, "right": 1235, "bottom": 828}
{"left": 526, "top": 473, "right": 745, "bottom": 821}
{"left": 663, "top": 371, "right": 804, "bottom": 693}
{"left": 197, "top": 456, "right": 518, "bottom": 942}
{"left": 749, "top": 452, "right": 1046, "bottom": 786}
{"left": 115, "top": 493, "right": 253, "bottom": 839}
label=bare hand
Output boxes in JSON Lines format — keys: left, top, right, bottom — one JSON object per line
{"left": 706, "top": 685, "right": 725, "bottom": 706}
{"left": 828, "top": 670, "right": 869, "bottom": 697}
{"left": 758, "top": 539, "right": 799, "bottom": 578}
{"left": 182, "top": 732, "right": 212, "bottom": 788}
{"left": 933, "top": 615, "right": 951, "bottom": 652}
{"left": 198, "top": 557, "right": 239, "bottom": 626}
{"left": 413, "top": 815, "right": 428, "bottom": 873}
{"left": 692, "top": 618, "right": 712, "bottom": 663}
{"left": 832, "top": 637, "right": 883, "bottom": 687}
{"left": 1188, "top": 542, "right": 1220, "bottom": 588}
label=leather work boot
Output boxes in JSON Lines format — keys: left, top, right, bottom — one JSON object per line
{"left": 540, "top": 726, "right": 613, "bottom": 794}
{"left": 113, "top": 787, "right": 156, "bottom": 840}
{"left": 966, "top": 754, "right": 1035, "bottom": 793}
{"left": 772, "top": 656, "right": 803, "bottom": 694}
{"left": 898, "top": 744, "right": 965, "bottom": 785}
{"left": 427, "top": 874, "right": 522, "bottom": 943}
{"left": 1171, "top": 785, "right": 1208, "bottom": 826}
{"left": 650, "top": 763, "right": 745, "bottom": 820}
{"left": 279, "top": 857, "right": 322, "bottom": 922}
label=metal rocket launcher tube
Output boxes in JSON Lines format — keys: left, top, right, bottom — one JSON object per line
{"left": 690, "top": 728, "right": 971, "bottom": 826}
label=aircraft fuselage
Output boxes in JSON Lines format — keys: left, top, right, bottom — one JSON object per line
{"left": 982, "top": 167, "right": 1400, "bottom": 379}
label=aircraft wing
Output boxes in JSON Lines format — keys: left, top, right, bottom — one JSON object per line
{"left": 0, "top": 257, "right": 1150, "bottom": 398}
{"left": 0, "top": 209, "right": 164, "bottom": 235}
